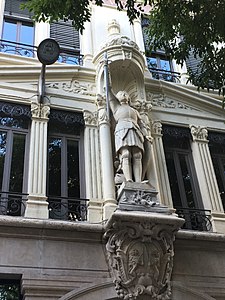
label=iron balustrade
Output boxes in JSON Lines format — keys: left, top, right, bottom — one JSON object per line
{"left": 176, "top": 207, "right": 212, "bottom": 231}
{"left": 48, "top": 196, "right": 88, "bottom": 221}
{"left": 0, "top": 191, "right": 28, "bottom": 216}
{"left": 149, "top": 67, "right": 181, "bottom": 83}
{"left": 0, "top": 39, "right": 83, "bottom": 65}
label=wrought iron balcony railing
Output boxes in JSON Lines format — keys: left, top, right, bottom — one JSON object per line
{"left": 0, "top": 39, "right": 83, "bottom": 65}
{"left": 176, "top": 207, "right": 212, "bottom": 231}
{"left": 0, "top": 191, "right": 28, "bottom": 216}
{"left": 149, "top": 67, "right": 181, "bottom": 83}
{"left": 48, "top": 196, "right": 88, "bottom": 221}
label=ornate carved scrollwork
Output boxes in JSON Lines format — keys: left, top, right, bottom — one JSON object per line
{"left": 83, "top": 110, "right": 98, "bottom": 126}
{"left": 105, "top": 215, "right": 179, "bottom": 300}
{"left": 190, "top": 125, "right": 208, "bottom": 142}
{"left": 31, "top": 103, "right": 50, "bottom": 119}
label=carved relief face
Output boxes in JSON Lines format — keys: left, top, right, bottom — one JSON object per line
{"left": 116, "top": 91, "right": 130, "bottom": 104}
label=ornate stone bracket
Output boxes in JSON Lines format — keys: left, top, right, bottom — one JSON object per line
{"left": 104, "top": 211, "right": 184, "bottom": 300}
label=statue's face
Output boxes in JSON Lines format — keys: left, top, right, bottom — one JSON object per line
{"left": 116, "top": 91, "right": 129, "bottom": 104}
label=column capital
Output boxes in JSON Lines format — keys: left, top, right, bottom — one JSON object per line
{"left": 151, "top": 120, "right": 162, "bottom": 137}
{"left": 96, "top": 94, "right": 110, "bottom": 124}
{"left": 190, "top": 125, "right": 208, "bottom": 142}
{"left": 31, "top": 103, "right": 50, "bottom": 120}
{"left": 83, "top": 110, "right": 98, "bottom": 126}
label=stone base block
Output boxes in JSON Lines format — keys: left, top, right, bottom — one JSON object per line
{"left": 117, "top": 181, "right": 172, "bottom": 214}
{"left": 25, "top": 195, "right": 49, "bottom": 219}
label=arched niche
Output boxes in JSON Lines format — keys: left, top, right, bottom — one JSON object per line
{"left": 93, "top": 35, "right": 146, "bottom": 104}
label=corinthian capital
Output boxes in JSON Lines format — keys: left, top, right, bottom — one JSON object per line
{"left": 190, "top": 125, "right": 208, "bottom": 141}
{"left": 31, "top": 103, "right": 50, "bottom": 119}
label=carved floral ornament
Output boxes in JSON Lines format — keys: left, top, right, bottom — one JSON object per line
{"left": 146, "top": 92, "right": 198, "bottom": 111}
{"left": 83, "top": 110, "right": 98, "bottom": 126}
{"left": 45, "top": 80, "right": 96, "bottom": 96}
{"left": 190, "top": 125, "right": 208, "bottom": 141}
{"left": 104, "top": 219, "right": 178, "bottom": 300}
{"left": 31, "top": 103, "right": 50, "bottom": 119}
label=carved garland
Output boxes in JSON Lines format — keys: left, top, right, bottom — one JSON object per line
{"left": 105, "top": 220, "right": 176, "bottom": 300}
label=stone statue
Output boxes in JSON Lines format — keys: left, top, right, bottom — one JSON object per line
{"left": 109, "top": 89, "right": 149, "bottom": 183}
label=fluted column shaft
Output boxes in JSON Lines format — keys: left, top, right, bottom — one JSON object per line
{"left": 97, "top": 97, "right": 116, "bottom": 220}
{"left": 151, "top": 121, "right": 173, "bottom": 208}
{"left": 190, "top": 125, "right": 224, "bottom": 212}
{"left": 84, "top": 111, "right": 103, "bottom": 222}
{"left": 25, "top": 103, "right": 50, "bottom": 219}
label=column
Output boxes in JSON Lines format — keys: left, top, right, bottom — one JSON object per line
{"left": 25, "top": 103, "right": 50, "bottom": 219}
{"left": 151, "top": 121, "right": 173, "bottom": 208}
{"left": 96, "top": 95, "right": 117, "bottom": 220}
{"left": 83, "top": 110, "right": 103, "bottom": 222}
{"left": 0, "top": 0, "right": 5, "bottom": 37}
{"left": 132, "top": 18, "right": 145, "bottom": 53}
{"left": 81, "top": 19, "right": 93, "bottom": 67}
{"left": 34, "top": 22, "right": 50, "bottom": 47}
{"left": 190, "top": 125, "right": 225, "bottom": 232}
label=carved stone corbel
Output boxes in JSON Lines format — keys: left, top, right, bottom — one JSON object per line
{"left": 104, "top": 211, "right": 184, "bottom": 300}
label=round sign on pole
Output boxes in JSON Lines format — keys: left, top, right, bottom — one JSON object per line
{"left": 37, "top": 38, "right": 60, "bottom": 65}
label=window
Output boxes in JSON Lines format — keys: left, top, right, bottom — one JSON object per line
{"left": 50, "top": 20, "right": 81, "bottom": 65}
{"left": 141, "top": 16, "right": 180, "bottom": 82}
{"left": 1, "top": 0, "right": 34, "bottom": 57}
{"left": 146, "top": 54, "right": 174, "bottom": 82}
{"left": 2, "top": 18, "right": 34, "bottom": 46}
{"left": 0, "top": 102, "right": 30, "bottom": 216}
{"left": 0, "top": 278, "right": 22, "bottom": 300}
{"left": 47, "top": 109, "right": 86, "bottom": 221}
{"left": 208, "top": 132, "right": 225, "bottom": 210}
{"left": 163, "top": 125, "right": 211, "bottom": 231}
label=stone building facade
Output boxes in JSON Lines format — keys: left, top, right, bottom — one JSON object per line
{"left": 0, "top": 1, "right": 225, "bottom": 299}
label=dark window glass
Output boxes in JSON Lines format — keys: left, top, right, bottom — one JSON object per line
{"left": 48, "top": 138, "right": 62, "bottom": 197}
{"left": 0, "top": 279, "right": 21, "bottom": 300}
{"left": 9, "top": 134, "right": 26, "bottom": 192}
{"left": 0, "top": 109, "right": 29, "bottom": 216}
{"left": 0, "top": 132, "right": 7, "bottom": 189}
{"left": 208, "top": 132, "right": 225, "bottom": 210}
{"left": 67, "top": 139, "right": 80, "bottom": 198}
{"left": 163, "top": 126, "right": 202, "bottom": 210}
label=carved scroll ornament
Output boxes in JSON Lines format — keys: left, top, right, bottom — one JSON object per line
{"left": 105, "top": 219, "right": 176, "bottom": 300}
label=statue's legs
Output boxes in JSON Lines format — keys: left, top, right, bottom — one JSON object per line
{"left": 120, "top": 148, "right": 132, "bottom": 182}
{"left": 132, "top": 148, "right": 142, "bottom": 183}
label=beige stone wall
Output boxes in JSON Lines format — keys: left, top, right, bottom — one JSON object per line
{"left": 0, "top": 217, "right": 225, "bottom": 300}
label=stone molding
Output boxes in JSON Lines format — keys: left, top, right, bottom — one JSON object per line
{"left": 104, "top": 211, "right": 184, "bottom": 300}
{"left": 46, "top": 80, "right": 96, "bottom": 96}
{"left": 102, "top": 36, "right": 140, "bottom": 51}
{"left": 190, "top": 125, "right": 208, "bottom": 142}
{"left": 146, "top": 92, "right": 199, "bottom": 111}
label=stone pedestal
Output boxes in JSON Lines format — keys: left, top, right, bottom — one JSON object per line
{"left": 117, "top": 181, "right": 171, "bottom": 214}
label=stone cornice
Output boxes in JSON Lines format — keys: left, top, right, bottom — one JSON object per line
{"left": 0, "top": 216, "right": 104, "bottom": 242}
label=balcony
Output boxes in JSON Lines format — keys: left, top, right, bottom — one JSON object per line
{"left": 176, "top": 207, "right": 212, "bottom": 231}
{"left": 0, "top": 191, "right": 28, "bottom": 216}
{"left": 0, "top": 39, "right": 83, "bottom": 65}
{"left": 48, "top": 196, "right": 88, "bottom": 221}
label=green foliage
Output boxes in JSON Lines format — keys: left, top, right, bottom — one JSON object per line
{"left": 22, "top": 0, "right": 225, "bottom": 92}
